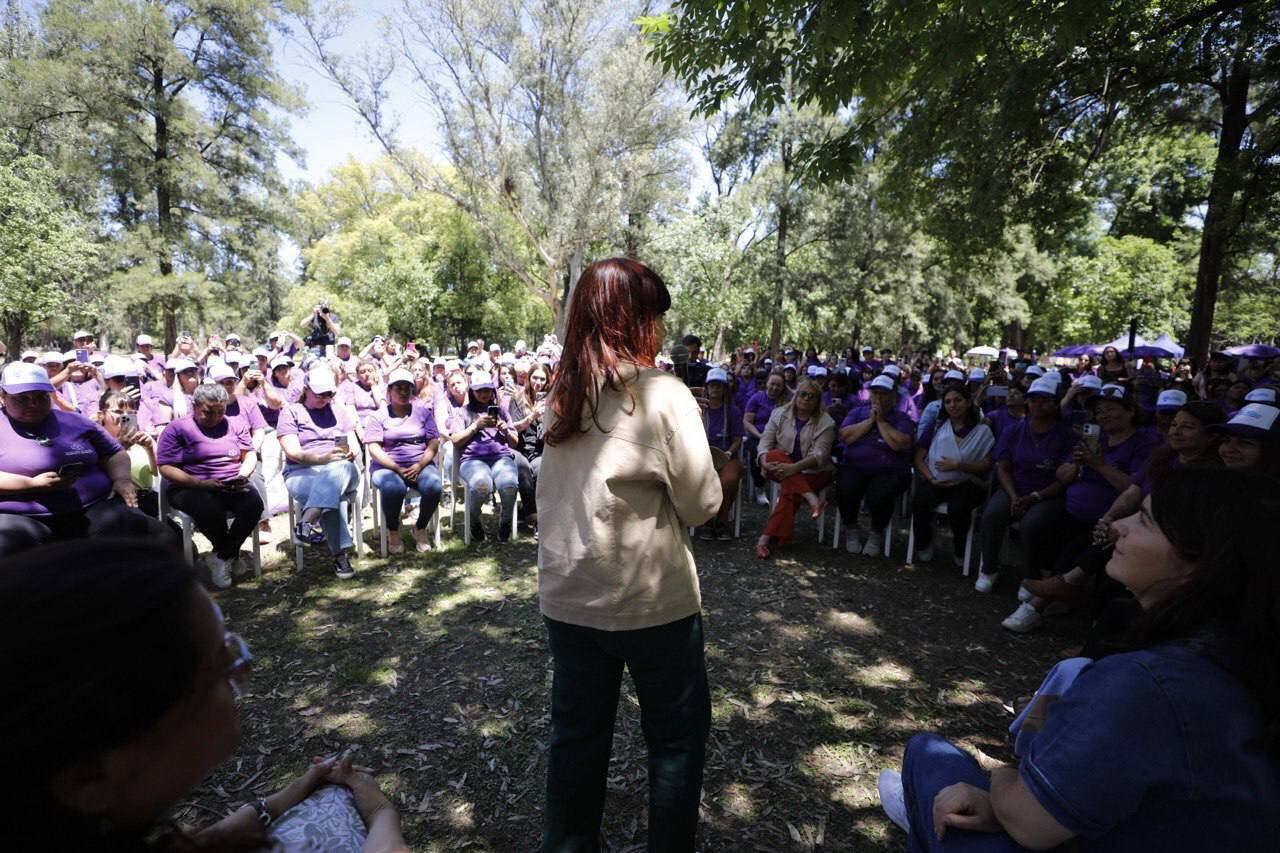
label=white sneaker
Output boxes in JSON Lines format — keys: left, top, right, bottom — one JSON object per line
{"left": 206, "top": 554, "right": 232, "bottom": 589}
{"left": 861, "top": 530, "right": 884, "bottom": 557}
{"left": 754, "top": 491, "right": 770, "bottom": 506}
{"left": 917, "top": 543, "right": 934, "bottom": 562}
{"left": 230, "top": 556, "right": 254, "bottom": 579}
{"left": 1002, "top": 602, "right": 1042, "bottom": 633}
{"left": 1018, "top": 584, "right": 1034, "bottom": 603}
{"left": 844, "top": 528, "right": 862, "bottom": 553}
{"left": 974, "top": 572, "right": 997, "bottom": 593}
{"left": 877, "top": 770, "right": 909, "bottom": 832}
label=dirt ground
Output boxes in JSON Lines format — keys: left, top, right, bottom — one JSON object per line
{"left": 184, "top": 500, "right": 1083, "bottom": 851}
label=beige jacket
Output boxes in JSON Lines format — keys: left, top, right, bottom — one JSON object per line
{"left": 757, "top": 405, "right": 836, "bottom": 473}
{"left": 537, "top": 364, "right": 721, "bottom": 631}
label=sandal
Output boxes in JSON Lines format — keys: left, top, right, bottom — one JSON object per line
{"left": 809, "top": 498, "right": 828, "bottom": 520}
{"left": 292, "top": 519, "right": 325, "bottom": 546}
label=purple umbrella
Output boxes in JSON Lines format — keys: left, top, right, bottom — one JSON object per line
{"left": 1051, "top": 344, "right": 1095, "bottom": 357}
{"left": 1127, "top": 344, "right": 1179, "bottom": 359}
{"left": 1225, "top": 343, "right": 1280, "bottom": 359}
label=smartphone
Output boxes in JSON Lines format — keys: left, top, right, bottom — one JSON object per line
{"left": 76, "top": 349, "right": 89, "bottom": 363}
{"left": 334, "top": 434, "right": 350, "bottom": 451}
{"left": 117, "top": 413, "right": 137, "bottom": 435}
{"left": 486, "top": 405, "right": 501, "bottom": 419}
{"left": 58, "top": 463, "right": 87, "bottom": 481}
{"left": 1082, "top": 423, "right": 1101, "bottom": 455}
{"left": 535, "top": 391, "right": 547, "bottom": 403}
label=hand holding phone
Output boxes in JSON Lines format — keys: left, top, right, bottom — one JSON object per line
{"left": 486, "top": 405, "right": 501, "bottom": 420}
{"left": 57, "top": 463, "right": 87, "bottom": 483}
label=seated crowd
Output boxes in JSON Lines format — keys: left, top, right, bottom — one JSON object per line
{"left": 2, "top": 310, "right": 1278, "bottom": 851}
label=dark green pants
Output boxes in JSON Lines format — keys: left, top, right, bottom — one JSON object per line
{"left": 542, "top": 612, "right": 711, "bottom": 853}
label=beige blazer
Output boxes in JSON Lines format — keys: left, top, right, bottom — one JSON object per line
{"left": 536, "top": 364, "right": 721, "bottom": 631}
{"left": 757, "top": 405, "right": 836, "bottom": 473}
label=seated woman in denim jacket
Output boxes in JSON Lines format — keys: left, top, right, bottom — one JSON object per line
{"left": 879, "top": 468, "right": 1280, "bottom": 852}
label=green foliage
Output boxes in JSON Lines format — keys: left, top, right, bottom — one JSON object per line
{"left": 295, "top": 158, "right": 552, "bottom": 352}
{"left": 0, "top": 142, "right": 98, "bottom": 350}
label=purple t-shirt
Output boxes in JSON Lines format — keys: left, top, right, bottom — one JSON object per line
{"left": 734, "top": 382, "right": 755, "bottom": 414}
{"left": 364, "top": 402, "right": 439, "bottom": 471}
{"left": 895, "top": 389, "right": 920, "bottom": 423}
{"left": 338, "top": 380, "right": 380, "bottom": 428}
{"left": 994, "top": 418, "right": 1077, "bottom": 495}
{"left": 746, "top": 390, "right": 780, "bottom": 433}
{"left": 141, "top": 379, "right": 173, "bottom": 407}
{"left": 0, "top": 410, "right": 122, "bottom": 515}
{"left": 156, "top": 415, "right": 252, "bottom": 482}
{"left": 705, "top": 404, "right": 745, "bottom": 451}
{"left": 259, "top": 378, "right": 302, "bottom": 428}
{"left": 71, "top": 377, "right": 103, "bottom": 419}
{"left": 838, "top": 404, "right": 915, "bottom": 472}
{"left": 277, "top": 402, "right": 358, "bottom": 470}
{"left": 987, "top": 406, "right": 1025, "bottom": 441}
{"left": 1066, "top": 427, "right": 1161, "bottom": 522}
{"left": 225, "top": 394, "right": 266, "bottom": 438}
{"left": 459, "top": 403, "right": 514, "bottom": 462}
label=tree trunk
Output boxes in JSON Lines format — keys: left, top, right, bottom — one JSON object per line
{"left": 1185, "top": 29, "right": 1252, "bottom": 366}
{"left": 153, "top": 64, "right": 178, "bottom": 353}
{"left": 3, "top": 314, "right": 23, "bottom": 359}
{"left": 711, "top": 324, "right": 726, "bottom": 362}
{"left": 768, "top": 139, "right": 792, "bottom": 355}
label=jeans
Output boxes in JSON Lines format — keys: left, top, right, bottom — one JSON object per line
{"left": 284, "top": 460, "right": 360, "bottom": 554}
{"left": 543, "top": 613, "right": 711, "bottom": 853}
{"left": 836, "top": 465, "right": 910, "bottom": 532}
{"left": 977, "top": 493, "right": 1071, "bottom": 579}
{"left": 459, "top": 456, "right": 518, "bottom": 525}
{"left": 0, "top": 498, "right": 172, "bottom": 560}
{"left": 911, "top": 477, "right": 986, "bottom": 552}
{"left": 370, "top": 466, "right": 443, "bottom": 532}
{"left": 901, "top": 733, "right": 1022, "bottom": 852}
{"left": 167, "top": 485, "right": 264, "bottom": 560}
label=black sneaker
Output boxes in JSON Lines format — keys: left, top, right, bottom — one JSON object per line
{"left": 717, "top": 525, "right": 733, "bottom": 541}
{"left": 470, "top": 522, "right": 486, "bottom": 542}
{"left": 498, "top": 522, "right": 512, "bottom": 542}
{"left": 334, "top": 553, "right": 355, "bottom": 579}
{"left": 698, "top": 523, "right": 717, "bottom": 541}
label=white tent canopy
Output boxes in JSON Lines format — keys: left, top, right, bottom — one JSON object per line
{"left": 964, "top": 345, "right": 1000, "bottom": 358}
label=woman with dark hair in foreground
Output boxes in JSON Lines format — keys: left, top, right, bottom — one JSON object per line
{"left": 879, "top": 468, "right": 1280, "bottom": 851}
{"left": 0, "top": 539, "right": 407, "bottom": 852}
{"left": 537, "top": 258, "right": 721, "bottom": 851}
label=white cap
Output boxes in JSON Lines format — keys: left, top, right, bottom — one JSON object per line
{"left": 943, "top": 369, "right": 965, "bottom": 382}
{"left": 252, "top": 347, "right": 271, "bottom": 359}
{"left": 101, "top": 356, "right": 135, "bottom": 380}
{"left": 869, "top": 375, "right": 895, "bottom": 391}
{"left": 1, "top": 362, "right": 55, "bottom": 393}
{"left": 207, "top": 361, "right": 237, "bottom": 382}
{"left": 38, "top": 351, "right": 64, "bottom": 365}
{"left": 386, "top": 368, "right": 415, "bottom": 387}
{"left": 514, "top": 339, "right": 527, "bottom": 352}
{"left": 706, "top": 367, "right": 729, "bottom": 384}
{"left": 20, "top": 349, "right": 38, "bottom": 361}
{"left": 1025, "top": 365, "right": 1045, "bottom": 377}
{"left": 783, "top": 363, "right": 797, "bottom": 371}
{"left": 967, "top": 368, "right": 986, "bottom": 382}
{"left": 224, "top": 351, "right": 244, "bottom": 366}
{"left": 1213, "top": 403, "right": 1280, "bottom": 437}
{"left": 1042, "top": 371, "right": 1063, "bottom": 386}
{"left": 490, "top": 343, "right": 501, "bottom": 352}
{"left": 166, "top": 357, "right": 197, "bottom": 373}
{"left": 1026, "top": 376, "right": 1060, "bottom": 398}
{"left": 72, "top": 329, "right": 93, "bottom": 340}
{"left": 89, "top": 352, "right": 106, "bottom": 365}
{"left": 135, "top": 334, "right": 154, "bottom": 346}
{"left": 1156, "top": 389, "right": 1188, "bottom": 410}
{"left": 1097, "top": 383, "right": 1127, "bottom": 401}
{"left": 305, "top": 366, "right": 337, "bottom": 394}
{"left": 813, "top": 366, "right": 828, "bottom": 377}
{"left": 881, "top": 364, "right": 902, "bottom": 378}
{"left": 61, "top": 350, "right": 78, "bottom": 362}
{"left": 269, "top": 354, "right": 293, "bottom": 370}
{"left": 225, "top": 332, "right": 241, "bottom": 342}
{"left": 336, "top": 336, "right": 352, "bottom": 347}
{"left": 1244, "top": 387, "right": 1277, "bottom": 404}
{"left": 1074, "top": 375, "right": 1103, "bottom": 390}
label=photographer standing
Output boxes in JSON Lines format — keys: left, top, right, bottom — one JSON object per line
{"left": 304, "top": 300, "right": 341, "bottom": 358}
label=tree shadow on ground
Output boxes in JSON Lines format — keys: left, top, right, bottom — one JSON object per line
{"left": 185, "top": 501, "right": 1083, "bottom": 852}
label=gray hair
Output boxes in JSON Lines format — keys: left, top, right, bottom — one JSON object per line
{"left": 192, "top": 382, "right": 230, "bottom": 407}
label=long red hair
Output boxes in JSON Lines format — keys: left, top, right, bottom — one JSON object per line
{"left": 545, "top": 258, "right": 671, "bottom": 446}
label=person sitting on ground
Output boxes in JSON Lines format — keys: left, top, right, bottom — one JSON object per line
{"left": 453, "top": 375, "right": 520, "bottom": 542}
{"left": 157, "top": 383, "right": 263, "bottom": 589}
{"left": 744, "top": 370, "right": 789, "bottom": 505}
{"left": 0, "top": 363, "right": 160, "bottom": 559}
{"left": 752, "top": 379, "right": 835, "bottom": 558}
{"left": 277, "top": 366, "right": 360, "bottom": 579}
{"left": 365, "top": 369, "right": 442, "bottom": 554}
{"left": 1001, "top": 383, "right": 1160, "bottom": 633}
{"left": 698, "top": 367, "right": 745, "bottom": 541}
{"left": 973, "top": 376, "right": 1078, "bottom": 594}
{"left": 1214, "top": 403, "right": 1280, "bottom": 477}
{"left": 911, "top": 384, "right": 994, "bottom": 569}
{"left": 95, "top": 389, "right": 159, "bottom": 519}
{"left": 879, "top": 468, "right": 1280, "bottom": 852}
{"left": 837, "top": 374, "right": 915, "bottom": 557}
{"left": 0, "top": 538, "right": 409, "bottom": 852}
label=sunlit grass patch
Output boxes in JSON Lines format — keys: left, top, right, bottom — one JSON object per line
{"left": 853, "top": 660, "right": 917, "bottom": 689}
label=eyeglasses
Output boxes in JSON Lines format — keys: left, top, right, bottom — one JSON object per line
{"left": 796, "top": 391, "right": 817, "bottom": 399}
{"left": 316, "top": 391, "right": 336, "bottom": 399}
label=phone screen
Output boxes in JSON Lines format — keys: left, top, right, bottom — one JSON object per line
{"left": 486, "top": 405, "right": 501, "bottom": 419}
{"left": 76, "top": 349, "right": 89, "bottom": 363}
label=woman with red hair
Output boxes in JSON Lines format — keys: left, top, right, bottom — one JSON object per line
{"left": 537, "top": 258, "right": 721, "bottom": 851}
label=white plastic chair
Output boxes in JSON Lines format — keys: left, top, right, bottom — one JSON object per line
{"left": 451, "top": 453, "right": 520, "bottom": 545}
{"left": 830, "top": 471, "right": 903, "bottom": 557}
{"left": 905, "top": 498, "right": 979, "bottom": 575}
{"left": 369, "top": 451, "right": 443, "bottom": 556}
{"left": 285, "top": 462, "right": 364, "bottom": 572}
{"left": 158, "top": 476, "right": 261, "bottom": 576}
